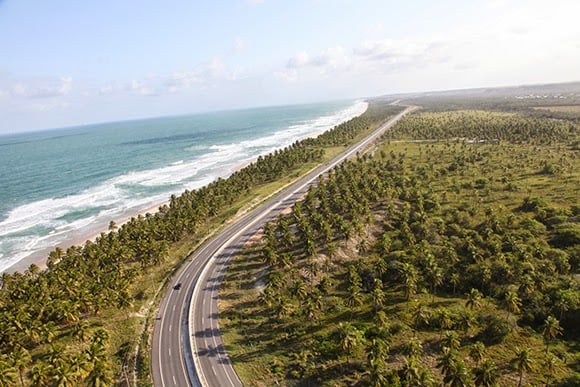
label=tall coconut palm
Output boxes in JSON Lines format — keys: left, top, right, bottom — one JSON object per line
{"left": 445, "top": 359, "right": 470, "bottom": 387}
{"left": 11, "top": 345, "right": 30, "bottom": 387}
{"left": 543, "top": 353, "right": 558, "bottom": 386}
{"left": 503, "top": 289, "right": 521, "bottom": 323}
{"left": 473, "top": 359, "right": 499, "bottom": 387}
{"left": 443, "top": 331, "right": 461, "bottom": 351}
{"left": 398, "top": 262, "right": 419, "bottom": 301}
{"left": 437, "top": 346, "right": 457, "bottom": 381}
{"left": 469, "top": 342, "right": 486, "bottom": 365}
{"left": 0, "top": 354, "right": 18, "bottom": 387}
{"left": 366, "top": 358, "right": 389, "bottom": 387}
{"left": 30, "top": 362, "right": 50, "bottom": 387}
{"left": 412, "top": 302, "right": 430, "bottom": 333}
{"left": 438, "top": 308, "right": 454, "bottom": 339}
{"left": 510, "top": 347, "right": 532, "bottom": 387}
{"left": 85, "top": 360, "right": 113, "bottom": 387}
{"left": 466, "top": 288, "right": 483, "bottom": 310}
{"left": 400, "top": 356, "right": 422, "bottom": 385}
{"left": 338, "top": 323, "right": 362, "bottom": 364}
{"left": 366, "top": 337, "right": 389, "bottom": 365}
{"left": 542, "top": 316, "right": 563, "bottom": 354}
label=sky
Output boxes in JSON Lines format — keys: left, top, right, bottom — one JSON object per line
{"left": 0, "top": 0, "right": 579, "bottom": 134}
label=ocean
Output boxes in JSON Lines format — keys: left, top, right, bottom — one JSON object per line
{"left": 0, "top": 100, "right": 367, "bottom": 273}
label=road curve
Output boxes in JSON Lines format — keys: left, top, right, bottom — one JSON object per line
{"left": 151, "top": 105, "right": 415, "bottom": 387}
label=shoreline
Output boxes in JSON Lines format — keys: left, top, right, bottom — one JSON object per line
{"left": 5, "top": 200, "right": 171, "bottom": 274}
{"left": 3, "top": 101, "right": 368, "bottom": 275}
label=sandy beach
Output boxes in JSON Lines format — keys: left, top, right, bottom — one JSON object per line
{"left": 5, "top": 200, "right": 169, "bottom": 274}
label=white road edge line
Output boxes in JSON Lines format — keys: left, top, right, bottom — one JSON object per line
{"left": 188, "top": 106, "right": 414, "bottom": 387}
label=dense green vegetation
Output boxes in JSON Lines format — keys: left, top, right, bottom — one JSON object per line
{"left": 221, "top": 104, "right": 579, "bottom": 385}
{"left": 0, "top": 102, "right": 402, "bottom": 386}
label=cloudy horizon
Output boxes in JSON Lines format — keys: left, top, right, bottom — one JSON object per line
{"left": 1, "top": 0, "right": 579, "bottom": 134}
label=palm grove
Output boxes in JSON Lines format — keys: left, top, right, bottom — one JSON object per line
{"left": 220, "top": 101, "right": 579, "bottom": 385}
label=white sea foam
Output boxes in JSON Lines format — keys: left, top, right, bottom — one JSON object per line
{"left": 0, "top": 100, "right": 367, "bottom": 273}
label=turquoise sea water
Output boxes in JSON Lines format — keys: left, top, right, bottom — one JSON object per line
{"left": 0, "top": 100, "right": 367, "bottom": 272}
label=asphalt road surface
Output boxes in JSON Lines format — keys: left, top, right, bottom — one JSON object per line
{"left": 151, "top": 105, "right": 415, "bottom": 387}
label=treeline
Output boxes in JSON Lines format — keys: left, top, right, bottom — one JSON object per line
{"left": 221, "top": 109, "right": 579, "bottom": 385}
{"left": 385, "top": 110, "right": 579, "bottom": 145}
{"left": 403, "top": 82, "right": 580, "bottom": 112}
{"left": 0, "top": 102, "right": 402, "bottom": 385}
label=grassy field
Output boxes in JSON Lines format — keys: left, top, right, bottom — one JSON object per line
{"left": 533, "top": 105, "right": 580, "bottom": 114}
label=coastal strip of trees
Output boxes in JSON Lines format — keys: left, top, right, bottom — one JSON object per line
{"left": 0, "top": 102, "right": 403, "bottom": 386}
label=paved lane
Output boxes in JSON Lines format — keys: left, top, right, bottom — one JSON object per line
{"left": 151, "top": 105, "right": 415, "bottom": 386}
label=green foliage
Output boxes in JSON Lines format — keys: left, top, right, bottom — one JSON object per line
{"left": 0, "top": 100, "right": 402, "bottom": 384}
{"left": 476, "top": 315, "right": 511, "bottom": 345}
{"left": 221, "top": 101, "right": 579, "bottom": 385}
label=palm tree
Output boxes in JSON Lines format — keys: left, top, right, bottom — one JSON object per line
{"left": 510, "top": 347, "right": 532, "bottom": 387}
{"left": 0, "top": 354, "right": 18, "bottom": 387}
{"left": 52, "top": 360, "right": 76, "bottom": 387}
{"left": 412, "top": 302, "right": 430, "bottom": 333}
{"left": 400, "top": 356, "right": 422, "bottom": 385}
{"left": 457, "top": 309, "right": 475, "bottom": 334}
{"left": 290, "top": 279, "right": 308, "bottom": 304}
{"left": 371, "top": 282, "right": 386, "bottom": 312}
{"left": 30, "top": 362, "right": 51, "bottom": 387}
{"left": 404, "top": 337, "right": 423, "bottom": 359}
{"left": 555, "top": 288, "right": 577, "bottom": 321}
{"left": 70, "top": 352, "right": 90, "bottom": 385}
{"left": 449, "top": 272, "right": 460, "bottom": 295}
{"left": 72, "top": 320, "right": 90, "bottom": 343}
{"left": 503, "top": 289, "right": 521, "bottom": 323}
{"left": 366, "top": 358, "right": 389, "bottom": 387}
{"left": 443, "top": 331, "right": 461, "bottom": 351}
{"left": 398, "top": 262, "right": 418, "bottom": 301}
{"left": 469, "top": 342, "right": 486, "bottom": 365}
{"left": 85, "top": 359, "right": 113, "bottom": 386}
{"left": 473, "top": 359, "right": 499, "bottom": 387}
{"left": 273, "top": 297, "right": 292, "bottom": 320}
{"left": 438, "top": 308, "right": 454, "bottom": 339}
{"left": 447, "top": 360, "right": 470, "bottom": 387}
{"left": 10, "top": 345, "right": 30, "bottom": 387}
{"left": 345, "top": 284, "right": 363, "bottom": 310}
{"left": 375, "top": 310, "right": 389, "bottom": 327}
{"left": 465, "top": 288, "right": 483, "bottom": 310}
{"left": 366, "top": 337, "right": 388, "bottom": 365}
{"left": 542, "top": 315, "right": 563, "bottom": 354}
{"left": 338, "top": 323, "right": 362, "bottom": 364}
{"left": 543, "top": 353, "right": 558, "bottom": 386}
{"left": 437, "top": 346, "right": 457, "bottom": 381}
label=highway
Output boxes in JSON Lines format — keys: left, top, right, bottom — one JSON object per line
{"left": 151, "top": 105, "right": 415, "bottom": 387}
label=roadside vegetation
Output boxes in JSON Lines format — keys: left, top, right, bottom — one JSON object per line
{"left": 0, "top": 102, "right": 402, "bottom": 386}
{"left": 220, "top": 100, "right": 580, "bottom": 385}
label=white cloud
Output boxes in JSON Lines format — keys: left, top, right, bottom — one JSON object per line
{"left": 274, "top": 69, "right": 298, "bottom": 82}
{"left": 366, "top": 22, "right": 384, "bottom": 35}
{"left": 285, "top": 46, "right": 350, "bottom": 73}
{"left": 165, "top": 58, "right": 235, "bottom": 92}
{"left": 287, "top": 51, "right": 310, "bottom": 68}
{"left": 234, "top": 36, "right": 245, "bottom": 52}
{"left": 128, "top": 79, "right": 157, "bottom": 96}
{"left": 354, "top": 39, "right": 431, "bottom": 64}
{"left": 25, "top": 100, "right": 70, "bottom": 112}
{"left": 311, "top": 46, "right": 350, "bottom": 68}
{"left": 6, "top": 76, "right": 74, "bottom": 99}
